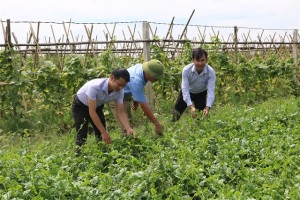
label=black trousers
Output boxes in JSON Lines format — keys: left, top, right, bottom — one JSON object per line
{"left": 173, "top": 90, "right": 207, "bottom": 121}
{"left": 72, "top": 95, "right": 106, "bottom": 146}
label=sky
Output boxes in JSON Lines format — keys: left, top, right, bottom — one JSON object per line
{"left": 1, "top": 0, "right": 299, "bottom": 28}
{"left": 0, "top": 0, "right": 299, "bottom": 44}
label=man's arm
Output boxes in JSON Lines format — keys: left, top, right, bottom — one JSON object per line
{"left": 87, "top": 98, "right": 112, "bottom": 144}
{"left": 206, "top": 70, "right": 216, "bottom": 108}
{"left": 128, "top": 81, "right": 163, "bottom": 134}
{"left": 203, "top": 69, "right": 216, "bottom": 117}
{"left": 181, "top": 68, "right": 196, "bottom": 115}
{"left": 181, "top": 69, "right": 192, "bottom": 107}
{"left": 139, "top": 102, "right": 163, "bottom": 135}
{"left": 116, "top": 102, "right": 136, "bottom": 137}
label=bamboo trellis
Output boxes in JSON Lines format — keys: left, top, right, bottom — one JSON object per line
{"left": 1, "top": 19, "right": 299, "bottom": 61}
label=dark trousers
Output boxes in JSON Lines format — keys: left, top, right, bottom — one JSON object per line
{"left": 173, "top": 90, "right": 207, "bottom": 121}
{"left": 72, "top": 95, "right": 106, "bottom": 146}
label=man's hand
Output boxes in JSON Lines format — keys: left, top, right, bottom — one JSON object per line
{"left": 189, "top": 105, "right": 197, "bottom": 119}
{"left": 126, "top": 128, "right": 136, "bottom": 138}
{"left": 139, "top": 102, "right": 163, "bottom": 135}
{"left": 155, "top": 123, "right": 164, "bottom": 135}
{"left": 101, "top": 132, "right": 112, "bottom": 144}
{"left": 202, "top": 106, "right": 210, "bottom": 117}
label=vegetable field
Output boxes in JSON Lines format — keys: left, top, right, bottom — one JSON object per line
{"left": 0, "top": 97, "right": 300, "bottom": 199}
{"left": 1, "top": 42, "right": 300, "bottom": 199}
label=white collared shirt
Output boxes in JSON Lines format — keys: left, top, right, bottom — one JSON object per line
{"left": 181, "top": 63, "right": 216, "bottom": 107}
{"left": 76, "top": 78, "right": 124, "bottom": 106}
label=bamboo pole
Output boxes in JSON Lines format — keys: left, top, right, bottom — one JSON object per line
{"left": 143, "top": 21, "right": 153, "bottom": 109}
{"left": 292, "top": 29, "right": 299, "bottom": 85}
{"left": 163, "top": 17, "right": 175, "bottom": 58}
{"left": 29, "top": 22, "right": 41, "bottom": 68}
{"left": 1, "top": 20, "right": 6, "bottom": 46}
{"left": 128, "top": 24, "right": 140, "bottom": 57}
{"left": 104, "top": 22, "right": 119, "bottom": 57}
{"left": 6, "top": 19, "right": 12, "bottom": 50}
{"left": 122, "top": 30, "right": 131, "bottom": 58}
{"left": 172, "top": 9, "right": 195, "bottom": 59}
{"left": 257, "top": 30, "right": 265, "bottom": 57}
{"left": 196, "top": 25, "right": 206, "bottom": 48}
{"left": 24, "top": 32, "right": 32, "bottom": 58}
{"left": 11, "top": 33, "right": 26, "bottom": 66}
{"left": 269, "top": 32, "right": 277, "bottom": 53}
{"left": 234, "top": 26, "right": 238, "bottom": 63}
{"left": 63, "top": 20, "right": 74, "bottom": 53}
{"left": 242, "top": 30, "right": 251, "bottom": 57}
{"left": 279, "top": 32, "right": 290, "bottom": 58}
{"left": 84, "top": 24, "right": 98, "bottom": 67}
{"left": 50, "top": 25, "right": 63, "bottom": 70}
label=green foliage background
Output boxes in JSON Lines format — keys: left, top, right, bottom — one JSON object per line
{"left": 1, "top": 40, "right": 299, "bottom": 134}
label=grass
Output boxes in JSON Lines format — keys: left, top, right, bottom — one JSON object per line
{"left": 0, "top": 96, "right": 300, "bottom": 199}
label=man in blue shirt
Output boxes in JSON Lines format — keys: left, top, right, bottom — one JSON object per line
{"left": 109, "top": 59, "right": 165, "bottom": 135}
{"left": 72, "top": 68, "right": 136, "bottom": 154}
{"left": 172, "top": 48, "right": 216, "bottom": 121}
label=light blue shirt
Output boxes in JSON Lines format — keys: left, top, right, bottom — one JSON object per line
{"left": 124, "top": 64, "right": 148, "bottom": 103}
{"left": 181, "top": 63, "right": 216, "bottom": 107}
{"left": 76, "top": 78, "right": 124, "bottom": 106}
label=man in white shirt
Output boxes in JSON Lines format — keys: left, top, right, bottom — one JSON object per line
{"left": 172, "top": 48, "right": 216, "bottom": 121}
{"left": 72, "top": 68, "right": 135, "bottom": 154}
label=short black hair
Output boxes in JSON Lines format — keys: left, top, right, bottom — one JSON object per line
{"left": 192, "top": 48, "right": 208, "bottom": 60}
{"left": 111, "top": 68, "right": 130, "bottom": 82}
